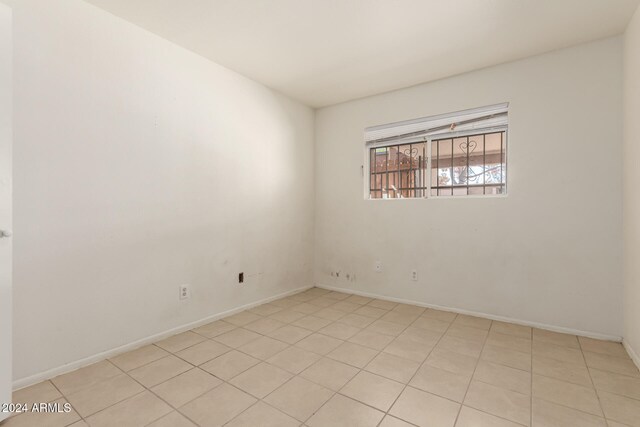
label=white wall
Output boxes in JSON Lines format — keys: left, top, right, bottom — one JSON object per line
{"left": 315, "top": 37, "right": 624, "bottom": 338}
{"left": 624, "top": 6, "right": 640, "bottom": 363}
{"left": 10, "top": 0, "right": 314, "bottom": 383}
{"left": 0, "top": 2, "right": 12, "bottom": 420}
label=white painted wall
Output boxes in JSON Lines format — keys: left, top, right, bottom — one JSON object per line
{"left": 0, "top": 2, "right": 12, "bottom": 420}
{"left": 624, "top": 6, "right": 640, "bottom": 363}
{"left": 10, "top": 0, "right": 314, "bottom": 382}
{"left": 315, "top": 38, "right": 624, "bottom": 338}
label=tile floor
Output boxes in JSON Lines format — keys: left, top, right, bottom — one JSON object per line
{"left": 3, "top": 287, "right": 640, "bottom": 427}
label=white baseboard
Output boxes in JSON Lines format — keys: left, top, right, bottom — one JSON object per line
{"left": 316, "top": 283, "right": 622, "bottom": 342}
{"left": 13, "top": 285, "right": 313, "bottom": 391}
{"left": 623, "top": 339, "right": 640, "bottom": 371}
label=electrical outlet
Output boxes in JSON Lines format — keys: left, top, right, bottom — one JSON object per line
{"left": 179, "top": 284, "right": 190, "bottom": 300}
{"left": 375, "top": 261, "right": 382, "bottom": 272}
{"left": 238, "top": 272, "right": 244, "bottom": 284}
{"left": 411, "top": 270, "right": 418, "bottom": 281}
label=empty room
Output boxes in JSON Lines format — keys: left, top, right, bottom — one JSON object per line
{"left": 1, "top": 0, "right": 640, "bottom": 426}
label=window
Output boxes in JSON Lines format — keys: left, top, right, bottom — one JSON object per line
{"left": 365, "top": 104, "right": 507, "bottom": 199}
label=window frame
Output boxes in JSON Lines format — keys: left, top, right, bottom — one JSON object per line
{"left": 364, "top": 125, "right": 508, "bottom": 200}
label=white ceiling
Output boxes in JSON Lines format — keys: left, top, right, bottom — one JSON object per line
{"left": 84, "top": 0, "right": 639, "bottom": 107}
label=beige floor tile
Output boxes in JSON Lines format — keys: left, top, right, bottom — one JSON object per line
{"left": 341, "top": 371, "right": 404, "bottom": 411}
{"left": 590, "top": 368, "right": 640, "bottom": 400}
{"left": 599, "top": 391, "right": 640, "bottom": 427}
{"left": 268, "top": 325, "right": 313, "bottom": 344}
{"left": 346, "top": 295, "right": 373, "bottom": 305}
{"left": 192, "top": 320, "right": 236, "bottom": 338}
{"left": 244, "top": 317, "right": 287, "bottom": 334}
{"left": 270, "top": 309, "right": 307, "bottom": 323}
{"left": 332, "top": 301, "right": 363, "bottom": 313}
{"left": 584, "top": 351, "right": 640, "bottom": 377}
{"left": 314, "top": 308, "right": 347, "bottom": 321}
{"left": 486, "top": 332, "right": 531, "bottom": 354}
{"left": 2, "top": 398, "right": 81, "bottom": 427}
{"left": 292, "top": 302, "right": 323, "bottom": 315}
{"left": 230, "top": 362, "right": 293, "bottom": 398}
{"left": 606, "top": 421, "right": 633, "bottom": 427}
{"left": 225, "top": 401, "right": 300, "bottom": 427}
{"left": 147, "top": 411, "right": 197, "bottom": 427}
{"left": 390, "top": 386, "right": 461, "bottom": 427}
{"left": 436, "top": 335, "right": 484, "bottom": 358}
{"left": 464, "top": 380, "right": 530, "bottom": 426}
{"left": 179, "top": 383, "right": 257, "bottom": 427}
{"left": 265, "top": 376, "right": 333, "bottom": 421}
{"left": 328, "top": 342, "right": 378, "bottom": 368}
{"left": 295, "top": 332, "right": 344, "bottom": 355}
{"left": 338, "top": 313, "right": 375, "bottom": 328}
{"left": 365, "top": 352, "right": 420, "bottom": 383}
{"left": 422, "top": 308, "right": 457, "bottom": 322}
{"left": 579, "top": 337, "right": 628, "bottom": 358}
{"left": 349, "top": 329, "right": 395, "bottom": 351}
{"left": 225, "top": 311, "right": 263, "bottom": 326}
{"left": 319, "top": 322, "right": 361, "bottom": 340}
{"left": 383, "top": 336, "right": 435, "bottom": 362}
{"left": 456, "top": 406, "right": 524, "bottom": 427}
{"left": 213, "top": 328, "right": 262, "bottom": 348}
{"left": 532, "top": 354, "right": 592, "bottom": 387}
{"left": 109, "top": 345, "right": 169, "bottom": 372}
{"left": 151, "top": 368, "right": 221, "bottom": 408}
{"left": 366, "top": 319, "right": 407, "bottom": 336}
{"left": 410, "top": 364, "right": 471, "bottom": 402}
{"left": 392, "top": 304, "right": 426, "bottom": 316}
{"left": 399, "top": 326, "right": 443, "bottom": 345}
{"left": 453, "top": 315, "right": 492, "bottom": 331}
{"left": 238, "top": 336, "right": 290, "bottom": 360}
{"left": 128, "top": 355, "right": 192, "bottom": 388}
{"left": 51, "top": 360, "right": 121, "bottom": 396}
{"left": 292, "top": 315, "right": 333, "bottom": 331}
{"left": 411, "top": 316, "right": 451, "bottom": 333}
{"left": 355, "top": 305, "right": 388, "bottom": 319}
{"left": 474, "top": 361, "right": 531, "bottom": 395}
{"left": 447, "top": 325, "right": 489, "bottom": 343}
{"left": 491, "top": 321, "right": 532, "bottom": 339}
{"left": 268, "top": 346, "right": 321, "bottom": 374}
{"left": 381, "top": 311, "right": 419, "bottom": 326}
{"left": 379, "top": 415, "right": 414, "bottom": 427}
{"left": 300, "top": 357, "right": 360, "bottom": 391}
{"left": 307, "top": 297, "right": 337, "bottom": 308}
{"left": 248, "top": 303, "right": 284, "bottom": 316}
{"left": 532, "top": 374, "right": 602, "bottom": 416}
{"left": 532, "top": 398, "right": 607, "bottom": 427}
{"left": 532, "top": 341, "right": 584, "bottom": 365}
{"left": 271, "top": 298, "right": 303, "bottom": 308}
{"left": 532, "top": 329, "right": 579, "bottom": 349}
{"left": 12, "top": 380, "right": 61, "bottom": 405}
{"left": 67, "top": 421, "right": 89, "bottom": 427}
{"left": 155, "top": 331, "right": 206, "bottom": 353}
{"left": 65, "top": 373, "right": 144, "bottom": 417}
{"left": 324, "top": 291, "right": 351, "bottom": 300}
{"left": 425, "top": 348, "right": 478, "bottom": 376}
{"left": 368, "top": 299, "right": 398, "bottom": 310}
{"left": 307, "top": 394, "right": 384, "bottom": 427}
{"left": 176, "top": 340, "right": 230, "bottom": 366}
{"left": 199, "top": 350, "right": 259, "bottom": 380}
{"left": 481, "top": 344, "right": 531, "bottom": 372}
{"left": 290, "top": 293, "right": 316, "bottom": 302}
{"left": 85, "top": 391, "right": 172, "bottom": 427}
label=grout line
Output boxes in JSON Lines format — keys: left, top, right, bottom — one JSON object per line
{"left": 530, "top": 326, "right": 533, "bottom": 427}
{"left": 451, "top": 318, "right": 492, "bottom": 426}
{"left": 578, "top": 338, "right": 609, "bottom": 423}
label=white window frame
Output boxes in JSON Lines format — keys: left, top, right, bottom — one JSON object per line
{"left": 364, "top": 123, "right": 508, "bottom": 200}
